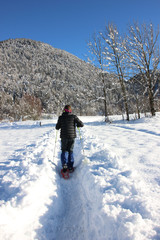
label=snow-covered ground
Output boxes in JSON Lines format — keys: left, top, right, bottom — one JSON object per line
{"left": 0, "top": 114, "right": 160, "bottom": 240}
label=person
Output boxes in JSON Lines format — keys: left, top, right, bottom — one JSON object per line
{"left": 56, "top": 105, "right": 84, "bottom": 172}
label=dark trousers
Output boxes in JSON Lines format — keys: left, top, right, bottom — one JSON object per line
{"left": 61, "top": 138, "right": 75, "bottom": 168}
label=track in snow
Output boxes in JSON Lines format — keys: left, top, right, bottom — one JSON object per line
{"left": 55, "top": 170, "right": 87, "bottom": 240}
{"left": 50, "top": 138, "right": 111, "bottom": 240}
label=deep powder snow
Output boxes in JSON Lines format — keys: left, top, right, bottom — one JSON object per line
{"left": 0, "top": 115, "right": 160, "bottom": 240}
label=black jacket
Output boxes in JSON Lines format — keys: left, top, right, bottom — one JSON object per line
{"left": 56, "top": 112, "right": 84, "bottom": 139}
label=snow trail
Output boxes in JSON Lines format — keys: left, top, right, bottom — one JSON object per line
{"left": 52, "top": 139, "right": 112, "bottom": 240}
{"left": 54, "top": 170, "right": 86, "bottom": 240}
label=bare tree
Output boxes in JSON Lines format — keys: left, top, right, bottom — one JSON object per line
{"left": 87, "top": 33, "right": 109, "bottom": 121}
{"left": 124, "top": 22, "right": 160, "bottom": 116}
{"left": 102, "top": 23, "right": 130, "bottom": 121}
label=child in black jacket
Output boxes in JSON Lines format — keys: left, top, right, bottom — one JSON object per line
{"left": 56, "top": 105, "right": 84, "bottom": 172}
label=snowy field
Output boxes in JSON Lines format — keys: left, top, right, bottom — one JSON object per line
{"left": 0, "top": 114, "right": 160, "bottom": 240}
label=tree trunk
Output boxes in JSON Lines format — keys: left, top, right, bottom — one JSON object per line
{"left": 147, "top": 71, "right": 156, "bottom": 116}
{"left": 101, "top": 72, "right": 109, "bottom": 120}
{"left": 149, "top": 90, "right": 156, "bottom": 116}
{"left": 119, "top": 76, "right": 130, "bottom": 121}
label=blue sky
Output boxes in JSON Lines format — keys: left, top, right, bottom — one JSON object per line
{"left": 0, "top": 0, "right": 160, "bottom": 60}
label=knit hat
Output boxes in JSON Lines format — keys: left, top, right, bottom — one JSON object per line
{"left": 64, "top": 105, "right": 72, "bottom": 113}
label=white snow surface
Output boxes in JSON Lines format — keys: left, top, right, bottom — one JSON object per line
{"left": 0, "top": 114, "right": 160, "bottom": 240}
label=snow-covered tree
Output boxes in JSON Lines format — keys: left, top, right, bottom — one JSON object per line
{"left": 101, "top": 23, "right": 130, "bottom": 121}
{"left": 87, "top": 33, "right": 110, "bottom": 120}
{"left": 124, "top": 22, "right": 160, "bottom": 116}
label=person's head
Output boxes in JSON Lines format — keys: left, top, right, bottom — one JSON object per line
{"left": 64, "top": 105, "right": 72, "bottom": 113}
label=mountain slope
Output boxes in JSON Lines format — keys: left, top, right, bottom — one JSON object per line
{"left": 0, "top": 38, "right": 99, "bottom": 118}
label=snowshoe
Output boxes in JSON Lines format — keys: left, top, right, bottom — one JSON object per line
{"left": 61, "top": 165, "right": 69, "bottom": 179}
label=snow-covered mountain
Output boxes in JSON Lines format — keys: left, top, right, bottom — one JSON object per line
{"left": 0, "top": 38, "right": 100, "bottom": 118}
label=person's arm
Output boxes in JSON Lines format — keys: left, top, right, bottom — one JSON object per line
{"left": 56, "top": 116, "right": 61, "bottom": 130}
{"left": 75, "top": 116, "right": 84, "bottom": 128}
